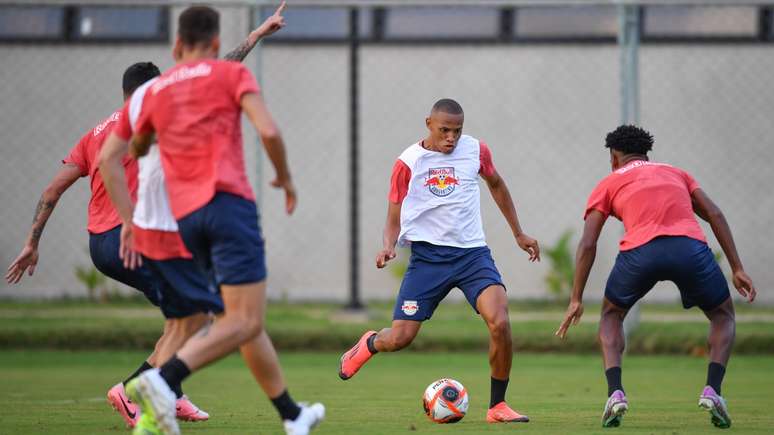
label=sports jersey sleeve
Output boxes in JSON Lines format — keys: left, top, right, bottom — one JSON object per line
{"left": 113, "top": 101, "right": 133, "bottom": 141}
{"left": 388, "top": 159, "right": 411, "bottom": 204}
{"left": 584, "top": 179, "right": 612, "bottom": 219}
{"left": 62, "top": 133, "right": 90, "bottom": 176}
{"left": 231, "top": 63, "right": 260, "bottom": 104}
{"left": 680, "top": 169, "right": 701, "bottom": 193}
{"left": 134, "top": 96, "right": 154, "bottom": 136}
{"left": 478, "top": 141, "right": 497, "bottom": 177}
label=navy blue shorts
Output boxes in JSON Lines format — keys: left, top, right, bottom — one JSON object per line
{"left": 605, "top": 236, "right": 730, "bottom": 311}
{"left": 392, "top": 242, "right": 505, "bottom": 321}
{"left": 177, "top": 192, "right": 267, "bottom": 287}
{"left": 89, "top": 225, "right": 161, "bottom": 306}
{"left": 144, "top": 258, "right": 224, "bottom": 319}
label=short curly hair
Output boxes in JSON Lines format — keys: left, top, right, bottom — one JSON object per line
{"left": 605, "top": 125, "right": 653, "bottom": 155}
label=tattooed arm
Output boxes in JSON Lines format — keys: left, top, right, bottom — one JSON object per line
{"left": 223, "top": 1, "right": 286, "bottom": 62}
{"left": 5, "top": 164, "right": 82, "bottom": 284}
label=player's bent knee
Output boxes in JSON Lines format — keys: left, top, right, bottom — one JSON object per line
{"left": 487, "top": 316, "right": 510, "bottom": 337}
{"left": 240, "top": 315, "right": 264, "bottom": 341}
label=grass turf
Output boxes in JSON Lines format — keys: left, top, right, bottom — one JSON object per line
{"left": 0, "top": 351, "right": 772, "bottom": 434}
{"left": 2, "top": 300, "right": 774, "bottom": 353}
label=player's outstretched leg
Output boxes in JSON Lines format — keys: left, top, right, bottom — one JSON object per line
{"left": 339, "top": 320, "right": 421, "bottom": 380}
{"left": 476, "top": 285, "right": 529, "bottom": 423}
{"left": 599, "top": 298, "right": 629, "bottom": 427}
{"left": 699, "top": 297, "right": 735, "bottom": 429}
{"left": 240, "top": 329, "right": 325, "bottom": 434}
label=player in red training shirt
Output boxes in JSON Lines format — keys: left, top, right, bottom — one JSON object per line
{"left": 100, "top": 6, "right": 323, "bottom": 435}
{"left": 555, "top": 125, "right": 756, "bottom": 429}
{"left": 6, "top": 8, "right": 292, "bottom": 429}
{"left": 3, "top": 62, "right": 214, "bottom": 425}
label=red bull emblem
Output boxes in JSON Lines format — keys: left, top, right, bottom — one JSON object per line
{"left": 401, "top": 300, "right": 419, "bottom": 316}
{"left": 424, "top": 167, "right": 459, "bottom": 197}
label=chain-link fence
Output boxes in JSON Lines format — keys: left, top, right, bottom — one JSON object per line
{"left": 1, "top": 1, "right": 772, "bottom": 306}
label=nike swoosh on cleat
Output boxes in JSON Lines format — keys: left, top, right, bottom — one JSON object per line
{"left": 120, "top": 397, "right": 137, "bottom": 419}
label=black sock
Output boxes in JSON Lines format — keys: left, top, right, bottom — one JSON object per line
{"left": 271, "top": 390, "right": 301, "bottom": 421}
{"left": 490, "top": 377, "right": 509, "bottom": 408}
{"left": 605, "top": 367, "right": 624, "bottom": 396}
{"left": 366, "top": 333, "right": 379, "bottom": 354}
{"left": 158, "top": 356, "right": 191, "bottom": 393}
{"left": 169, "top": 381, "right": 184, "bottom": 399}
{"left": 123, "top": 361, "right": 153, "bottom": 386}
{"left": 707, "top": 362, "right": 726, "bottom": 395}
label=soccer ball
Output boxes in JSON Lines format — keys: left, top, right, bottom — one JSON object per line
{"left": 422, "top": 378, "right": 469, "bottom": 423}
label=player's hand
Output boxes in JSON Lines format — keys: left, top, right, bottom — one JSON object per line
{"left": 5, "top": 245, "right": 39, "bottom": 284}
{"left": 376, "top": 248, "right": 397, "bottom": 269}
{"left": 732, "top": 269, "right": 756, "bottom": 303}
{"left": 555, "top": 299, "right": 584, "bottom": 339}
{"left": 270, "top": 177, "right": 297, "bottom": 215}
{"left": 119, "top": 223, "right": 143, "bottom": 270}
{"left": 253, "top": 1, "right": 287, "bottom": 39}
{"left": 516, "top": 233, "right": 540, "bottom": 262}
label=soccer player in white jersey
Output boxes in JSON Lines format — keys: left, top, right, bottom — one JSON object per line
{"left": 339, "top": 99, "right": 541, "bottom": 423}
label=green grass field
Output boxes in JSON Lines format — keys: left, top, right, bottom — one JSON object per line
{"left": 2, "top": 300, "right": 774, "bottom": 353}
{"left": 1, "top": 351, "right": 772, "bottom": 434}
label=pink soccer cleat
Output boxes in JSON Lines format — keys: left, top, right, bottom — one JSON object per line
{"left": 486, "top": 401, "right": 530, "bottom": 423}
{"left": 107, "top": 382, "right": 140, "bottom": 428}
{"left": 176, "top": 395, "right": 210, "bottom": 422}
{"left": 338, "top": 331, "right": 377, "bottom": 380}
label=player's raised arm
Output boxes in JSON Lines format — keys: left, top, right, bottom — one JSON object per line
{"left": 223, "top": 1, "right": 286, "bottom": 62}
{"left": 5, "top": 164, "right": 82, "bottom": 284}
{"left": 376, "top": 201, "right": 401, "bottom": 268}
{"left": 556, "top": 210, "right": 606, "bottom": 339}
{"left": 691, "top": 188, "right": 756, "bottom": 302}
{"left": 480, "top": 167, "right": 540, "bottom": 262}
{"left": 241, "top": 91, "right": 296, "bottom": 215}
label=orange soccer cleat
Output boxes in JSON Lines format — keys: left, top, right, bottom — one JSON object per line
{"left": 486, "top": 402, "right": 530, "bottom": 423}
{"left": 338, "top": 331, "right": 377, "bottom": 380}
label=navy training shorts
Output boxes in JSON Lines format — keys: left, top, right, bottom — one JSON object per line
{"left": 89, "top": 224, "right": 161, "bottom": 306}
{"left": 392, "top": 241, "right": 505, "bottom": 321}
{"left": 605, "top": 236, "right": 730, "bottom": 312}
{"left": 144, "top": 257, "right": 224, "bottom": 319}
{"left": 177, "top": 192, "right": 267, "bottom": 287}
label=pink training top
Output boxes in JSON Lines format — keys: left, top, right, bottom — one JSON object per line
{"left": 585, "top": 159, "right": 707, "bottom": 251}
{"left": 133, "top": 59, "right": 260, "bottom": 219}
{"left": 389, "top": 140, "right": 496, "bottom": 204}
{"left": 63, "top": 110, "right": 138, "bottom": 234}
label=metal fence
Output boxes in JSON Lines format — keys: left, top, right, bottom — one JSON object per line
{"left": 1, "top": 0, "right": 772, "bottom": 306}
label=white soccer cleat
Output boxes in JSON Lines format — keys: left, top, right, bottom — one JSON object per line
{"left": 283, "top": 402, "right": 325, "bottom": 435}
{"left": 125, "top": 368, "right": 180, "bottom": 435}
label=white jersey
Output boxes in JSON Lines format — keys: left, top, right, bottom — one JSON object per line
{"left": 127, "top": 78, "right": 178, "bottom": 232}
{"left": 396, "top": 135, "right": 489, "bottom": 248}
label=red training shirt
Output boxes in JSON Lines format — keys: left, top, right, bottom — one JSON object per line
{"left": 585, "top": 160, "right": 706, "bottom": 251}
{"left": 62, "top": 110, "right": 138, "bottom": 234}
{"left": 134, "top": 59, "right": 260, "bottom": 219}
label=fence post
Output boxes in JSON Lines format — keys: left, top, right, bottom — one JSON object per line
{"left": 618, "top": 4, "right": 642, "bottom": 341}
{"left": 347, "top": 7, "right": 363, "bottom": 310}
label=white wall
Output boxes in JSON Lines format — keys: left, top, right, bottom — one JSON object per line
{"left": 1, "top": 15, "right": 772, "bottom": 304}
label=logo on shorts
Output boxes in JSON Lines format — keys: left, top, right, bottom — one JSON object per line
{"left": 401, "top": 300, "right": 419, "bottom": 316}
{"left": 424, "top": 167, "right": 459, "bottom": 197}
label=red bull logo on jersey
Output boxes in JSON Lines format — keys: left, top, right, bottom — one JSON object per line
{"left": 401, "top": 300, "right": 419, "bottom": 316}
{"left": 424, "top": 167, "right": 459, "bottom": 197}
